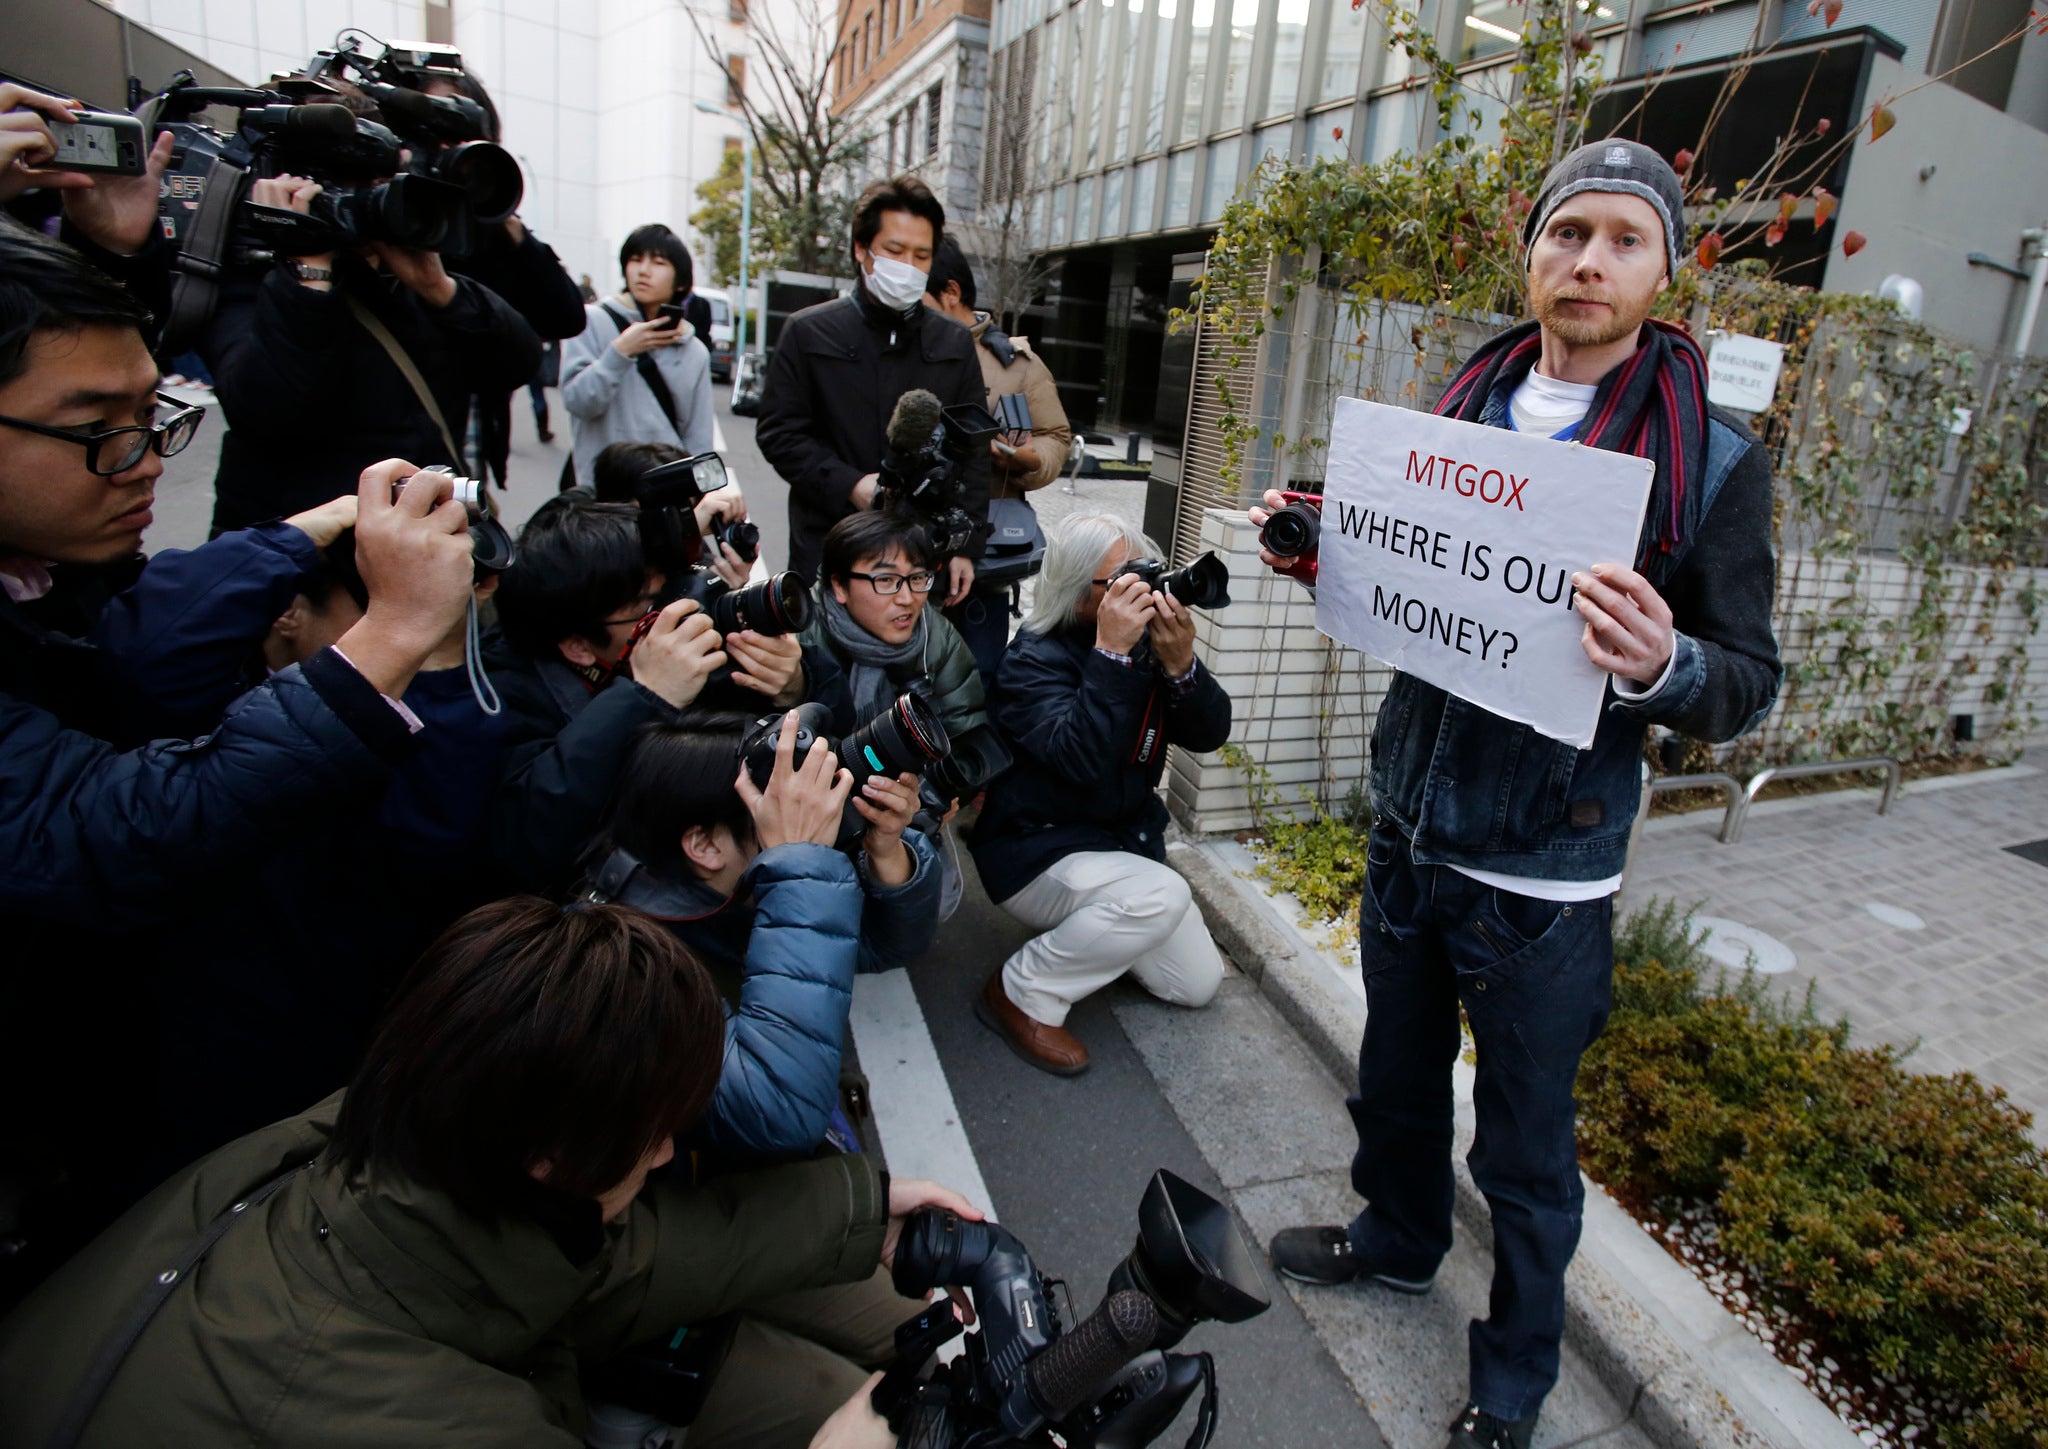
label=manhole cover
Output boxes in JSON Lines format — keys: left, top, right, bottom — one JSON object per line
{"left": 1688, "top": 916, "right": 1798, "bottom": 975}
{"left": 1864, "top": 901, "right": 1926, "bottom": 930}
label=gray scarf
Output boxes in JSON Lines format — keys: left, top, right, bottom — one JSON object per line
{"left": 821, "top": 590, "right": 927, "bottom": 721}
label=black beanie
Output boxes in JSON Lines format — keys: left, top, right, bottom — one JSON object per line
{"left": 1523, "top": 138, "right": 1685, "bottom": 279}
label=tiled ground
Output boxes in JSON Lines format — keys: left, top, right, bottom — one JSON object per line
{"left": 1624, "top": 765, "right": 2048, "bottom": 1139}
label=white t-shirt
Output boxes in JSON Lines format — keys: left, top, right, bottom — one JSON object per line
{"left": 1443, "top": 368, "right": 1655, "bottom": 905}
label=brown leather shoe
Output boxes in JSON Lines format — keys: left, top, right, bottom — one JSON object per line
{"left": 975, "top": 972, "right": 1089, "bottom": 1076}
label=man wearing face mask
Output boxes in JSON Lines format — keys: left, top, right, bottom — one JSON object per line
{"left": 756, "top": 176, "right": 991, "bottom": 596}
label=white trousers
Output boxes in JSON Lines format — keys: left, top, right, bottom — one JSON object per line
{"left": 996, "top": 851, "right": 1226, "bottom": 1027}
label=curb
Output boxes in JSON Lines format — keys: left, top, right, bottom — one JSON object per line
{"left": 1168, "top": 838, "right": 1864, "bottom": 1449}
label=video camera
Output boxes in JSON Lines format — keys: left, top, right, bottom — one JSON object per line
{"left": 632, "top": 451, "right": 759, "bottom": 576}
{"left": 1257, "top": 492, "right": 1322, "bottom": 586}
{"left": 876, "top": 390, "right": 998, "bottom": 558}
{"left": 875, "top": 1169, "right": 1270, "bottom": 1449}
{"left": 138, "top": 32, "right": 524, "bottom": 350}
{"left": 1106, "top": 553, "right": 1234, "bottom": 612}
{"left": 739, "top": 697, "right": 952, "bottom": 847}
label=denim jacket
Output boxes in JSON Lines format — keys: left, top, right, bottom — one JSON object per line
{"left": 1369, "top": 382, "right": 1783, "bottom": 880}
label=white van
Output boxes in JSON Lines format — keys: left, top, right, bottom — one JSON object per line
{"left": 695, "top": 287, "right": 736, "bottom": 381}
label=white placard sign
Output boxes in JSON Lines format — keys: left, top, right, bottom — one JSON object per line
{"left": 1314, "top": 396, "right": 1655, "bottom": 749}
{"left": 1705, "top": 333, "right": 1785, "bottom": 413}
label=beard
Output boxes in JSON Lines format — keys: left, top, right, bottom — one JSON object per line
{"left": 1529, "top": 275, "right": 1657, "bottom": 348}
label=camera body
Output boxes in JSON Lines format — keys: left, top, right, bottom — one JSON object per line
{"left": 877, "top": 397, "right": 998, "bottom": 558}
{"left": 1258, "top": 492, "right": 1322, "bottom": 586}
{"left": 1106, "top": 551, "right": 1234, "bottom": 611}
{"left": 738, "top": 697, "right": 952, "bottom": 847}
{"left": 673, "top": 566, "right": 811, "bottom": 641}
{"left": 634, "top": 451, "right": 729, "bottom": 577}
{"left": 394, "top": 469, "right": 515, "bottom": 576}
{"left": 876, "top": 1169, "right": 1270, "bottom": 1449}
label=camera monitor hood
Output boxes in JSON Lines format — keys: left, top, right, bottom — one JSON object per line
{"left": 1111, "top": 1169, "right": 1270, "bottom": 1344}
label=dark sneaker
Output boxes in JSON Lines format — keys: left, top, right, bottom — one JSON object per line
{"left": 1267, "top": 1226, "right": 1436, "bottom": 1291}
{"left": 1446, "top": 1402, "right": 1538, "bottom": 1449}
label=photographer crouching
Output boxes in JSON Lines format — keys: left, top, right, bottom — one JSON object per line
{"left": 970, "top": 515, "right": 1232, "bottom": 1075}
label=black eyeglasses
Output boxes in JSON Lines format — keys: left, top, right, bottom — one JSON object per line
{"left": 849, "top": 569, "right": 938, "bottom": 596}
{"left": 0, "top": 392, "right": 206, "bottom": 476}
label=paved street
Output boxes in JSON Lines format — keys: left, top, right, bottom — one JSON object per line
{"left": 1627, "top": 765, "right": 2048, "bottom": 1141}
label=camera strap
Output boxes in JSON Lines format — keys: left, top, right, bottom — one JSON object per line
{"left": 346, "top": 295, "right": 466, "bottom": 468}
{"left": 44, "top": 1163, "right": 308, "bottom": 1449}
{"left": 600, "top": 303, "right": 684, "bottom": 443}
{"left": 160, "top": 151, "right": 247, "bottom": 356}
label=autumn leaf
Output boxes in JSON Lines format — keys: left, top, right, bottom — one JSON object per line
{"left": 1765, "top": 220, "right": 1788, "bottom": 247}
{"left": 1816, "top": 117, "right": 1832, "bottom": 135}
{"left": 1871, "top": 104, "right": 1895, "bottom": 141}
{"left": 1697, "top": 232, "right": 1725, "bottom": 269}
{"left": 1452, "top": 238, "right": 1472, "bottom": 271}
{"left": 1823, "top": 0, "right": 1843, "bottom": 25}
{"left": 1673, "top": 147, "right": 1694, "bottom": 176}
{"left": 1814, "top": 187, "right": 1836, "bottom": 227}
{"left": 1843, "top": 230, "right": 1868, "bottom": 256}
{"left": 1332, "top": 126, "right": 1344, "bottom": 141}
{"left": 1572, "top": 31, "right": 1593, "bottom": 54}
{"left": 1778, "top": 192, "right": 1798, "bottom": 222}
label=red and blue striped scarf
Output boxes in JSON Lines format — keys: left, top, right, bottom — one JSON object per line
{"left": 1432, "top": 318, "right": 1710, "bottom": 584}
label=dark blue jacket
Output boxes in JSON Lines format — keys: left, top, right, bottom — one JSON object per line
{"left": 0, "top": 530, "right": 420, "bottom": 1309}
{"left": 971, "top": 624, "right": 1232, "bottom": 903}
{"left": 1370, "top": 387, "right": 1782, "bottom": 880}
{"left": 587, "top": 833, "right": 940, "bottom": 1161}
{"left": 487, "top": 638, "right": 856, "bottom": 894}
{"left": 81, "top": 525, "right": 515, "bottom": 1178}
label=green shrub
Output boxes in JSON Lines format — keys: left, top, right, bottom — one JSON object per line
{"left": 1580, "top": 900, "right": 2048, "bottom": 1447}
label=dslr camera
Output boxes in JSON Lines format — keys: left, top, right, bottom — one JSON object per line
{"left": 1106, "top": 553, "right": 1234, "bottom": 612}
{"left": 876, "top": 390, "right": 999, "bottom": 558}
{"left": 1257, "top": 492, "right": 1322, "bottom": 586}
{"left": 875, "top": 1169, "right": 1270, "bottom": 1449}
{"left": 632, "top": 451, "right": 758, "bottom": 575}
{"left": 139, "top": 33, "right": 523, "bottom": 350}
{"left": 739, "top": 698, "right": 952, "bottom": 847}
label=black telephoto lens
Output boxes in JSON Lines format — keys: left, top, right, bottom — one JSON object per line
{"left": 716, "top": 518, "right": 762, "bottom": 564}
{"left": 840, "top": 692, "right": 951, "bottom": 791}
{"left": 1260, "top": 504, "right": 1321, "bottom": 559}
{"left": 709, "top": 570, "right": 813, "bottom": 637}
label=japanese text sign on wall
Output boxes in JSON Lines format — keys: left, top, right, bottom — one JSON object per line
{"left": 1705, "top": 333, "right": 1785, "bottom": 413}
{"left": 1314, "top": 397, "right": 1654, "bottom": 749}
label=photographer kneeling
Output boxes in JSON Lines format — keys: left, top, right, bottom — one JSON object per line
{"left": 970, "top": 515, "right": 1232, "bottom": 1075}
{"left": 0, "top": 897, "right": 977, "bottom": 1447}
{"left": 485, "top": 493, "right": 848, "bottom": 891}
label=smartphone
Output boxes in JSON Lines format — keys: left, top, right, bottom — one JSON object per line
{"left": 46, "top": 111, "right": 148, "bottom": 176}
{"left": 656, "top": 303, "right": 688, "bottom": 330}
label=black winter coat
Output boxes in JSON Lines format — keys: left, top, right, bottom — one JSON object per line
{"left": 0, "top": 538, "right": 419, "bottom": 1311}
{"left": 206, "top": 254, "right": 542, "bottom": 533}
{"left": 755, "top": 281, "right": 992, "bottom": 583}
{"left": 970, "top": 625, "right": 1232, "bottom": 903}
{"left": 485, "top": 637, "right": 856, "bottom": 894}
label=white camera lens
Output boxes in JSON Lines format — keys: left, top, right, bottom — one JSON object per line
{"left": 400, "top": 470, "right": 483, "bottom": 506}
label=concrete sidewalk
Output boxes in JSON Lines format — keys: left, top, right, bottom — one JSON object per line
{"left": 1626, "top": 763, "right": 2048, "bottom": 1140}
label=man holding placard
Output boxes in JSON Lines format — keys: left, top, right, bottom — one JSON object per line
{"left": 1254, "top": 140, "right": 1782, "bottom": 1449}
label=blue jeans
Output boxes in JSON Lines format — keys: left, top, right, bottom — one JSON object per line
{"left": 1346, "top": 822, "right": 1614, "bottom": 1422}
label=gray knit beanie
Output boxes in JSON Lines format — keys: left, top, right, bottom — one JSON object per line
{"left": 1523, "top": 138, "right": 1685, "bottom": 279}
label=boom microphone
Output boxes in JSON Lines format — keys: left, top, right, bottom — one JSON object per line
{"left": 885, "top": 388, "right": 946, "bottom": 454}
{"left": 1025, "top": 1290, "right": 1159, "bottom": 1421}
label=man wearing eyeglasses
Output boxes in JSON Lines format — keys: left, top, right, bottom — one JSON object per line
{"left": 0, "top": 217, "right": 479, "bottom": 1310}
{"left": 800, "top": 510, "right": 995, "bottom": 918}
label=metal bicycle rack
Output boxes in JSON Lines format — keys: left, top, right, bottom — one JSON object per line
{"left": 1719, "top": 756, "right": 1901, "bottom": 844}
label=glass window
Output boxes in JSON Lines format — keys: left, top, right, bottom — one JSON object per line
{"left": 1113, "top": 0, "right": 1145, "bottom": 158}
{"left": 1166, "top": 147, "right": 1196, "bottom": 227}
{"left": 1076, "top": 174, "right": 1100, "bottom": 242}
{"left": 1309, "top": 107, "right": 1352, "bottom": 161}
{"left": 1131, "top": 155, "right": 1162, "bottom": 231}
{"left": 1142, "top": 0, "right": 1178, "bottom": 153}
{"left": 1181, "top": 0, "right": 1214, "bottom": 144}
{"left": 1321, "top": 0, "right": 1370, "bottom": 100}
{"left": 1218, "top": 0, "right": 1260, "bottom": 132}
{"left": 1253, "top": 121, "right": 1293, "bottom": 167}
{"left": 1363, "top": 89, "right": 1422, "bottom": 166}
{"left": 1202, "top": 135, "right": 1241, "bottom": 221}
{"left": 1266, "top": 0, "right": 1311, "bottom": 116}
{"left": 1459, "top": 0, "right": 1522, "bottom": 64}
{"left": 1101, "top": 166, "right": 1127, "bottom": 236}
{"left": 1052, "top": 182, "right": 1073, "bottom": 243}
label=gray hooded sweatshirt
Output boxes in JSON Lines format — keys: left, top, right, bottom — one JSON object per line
{"left": 560, "top": 297, "right": 716, "bottom": 485}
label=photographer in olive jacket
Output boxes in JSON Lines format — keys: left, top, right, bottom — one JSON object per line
{"left": 0, "top": 899, "right": 978, "bottom": 1448}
